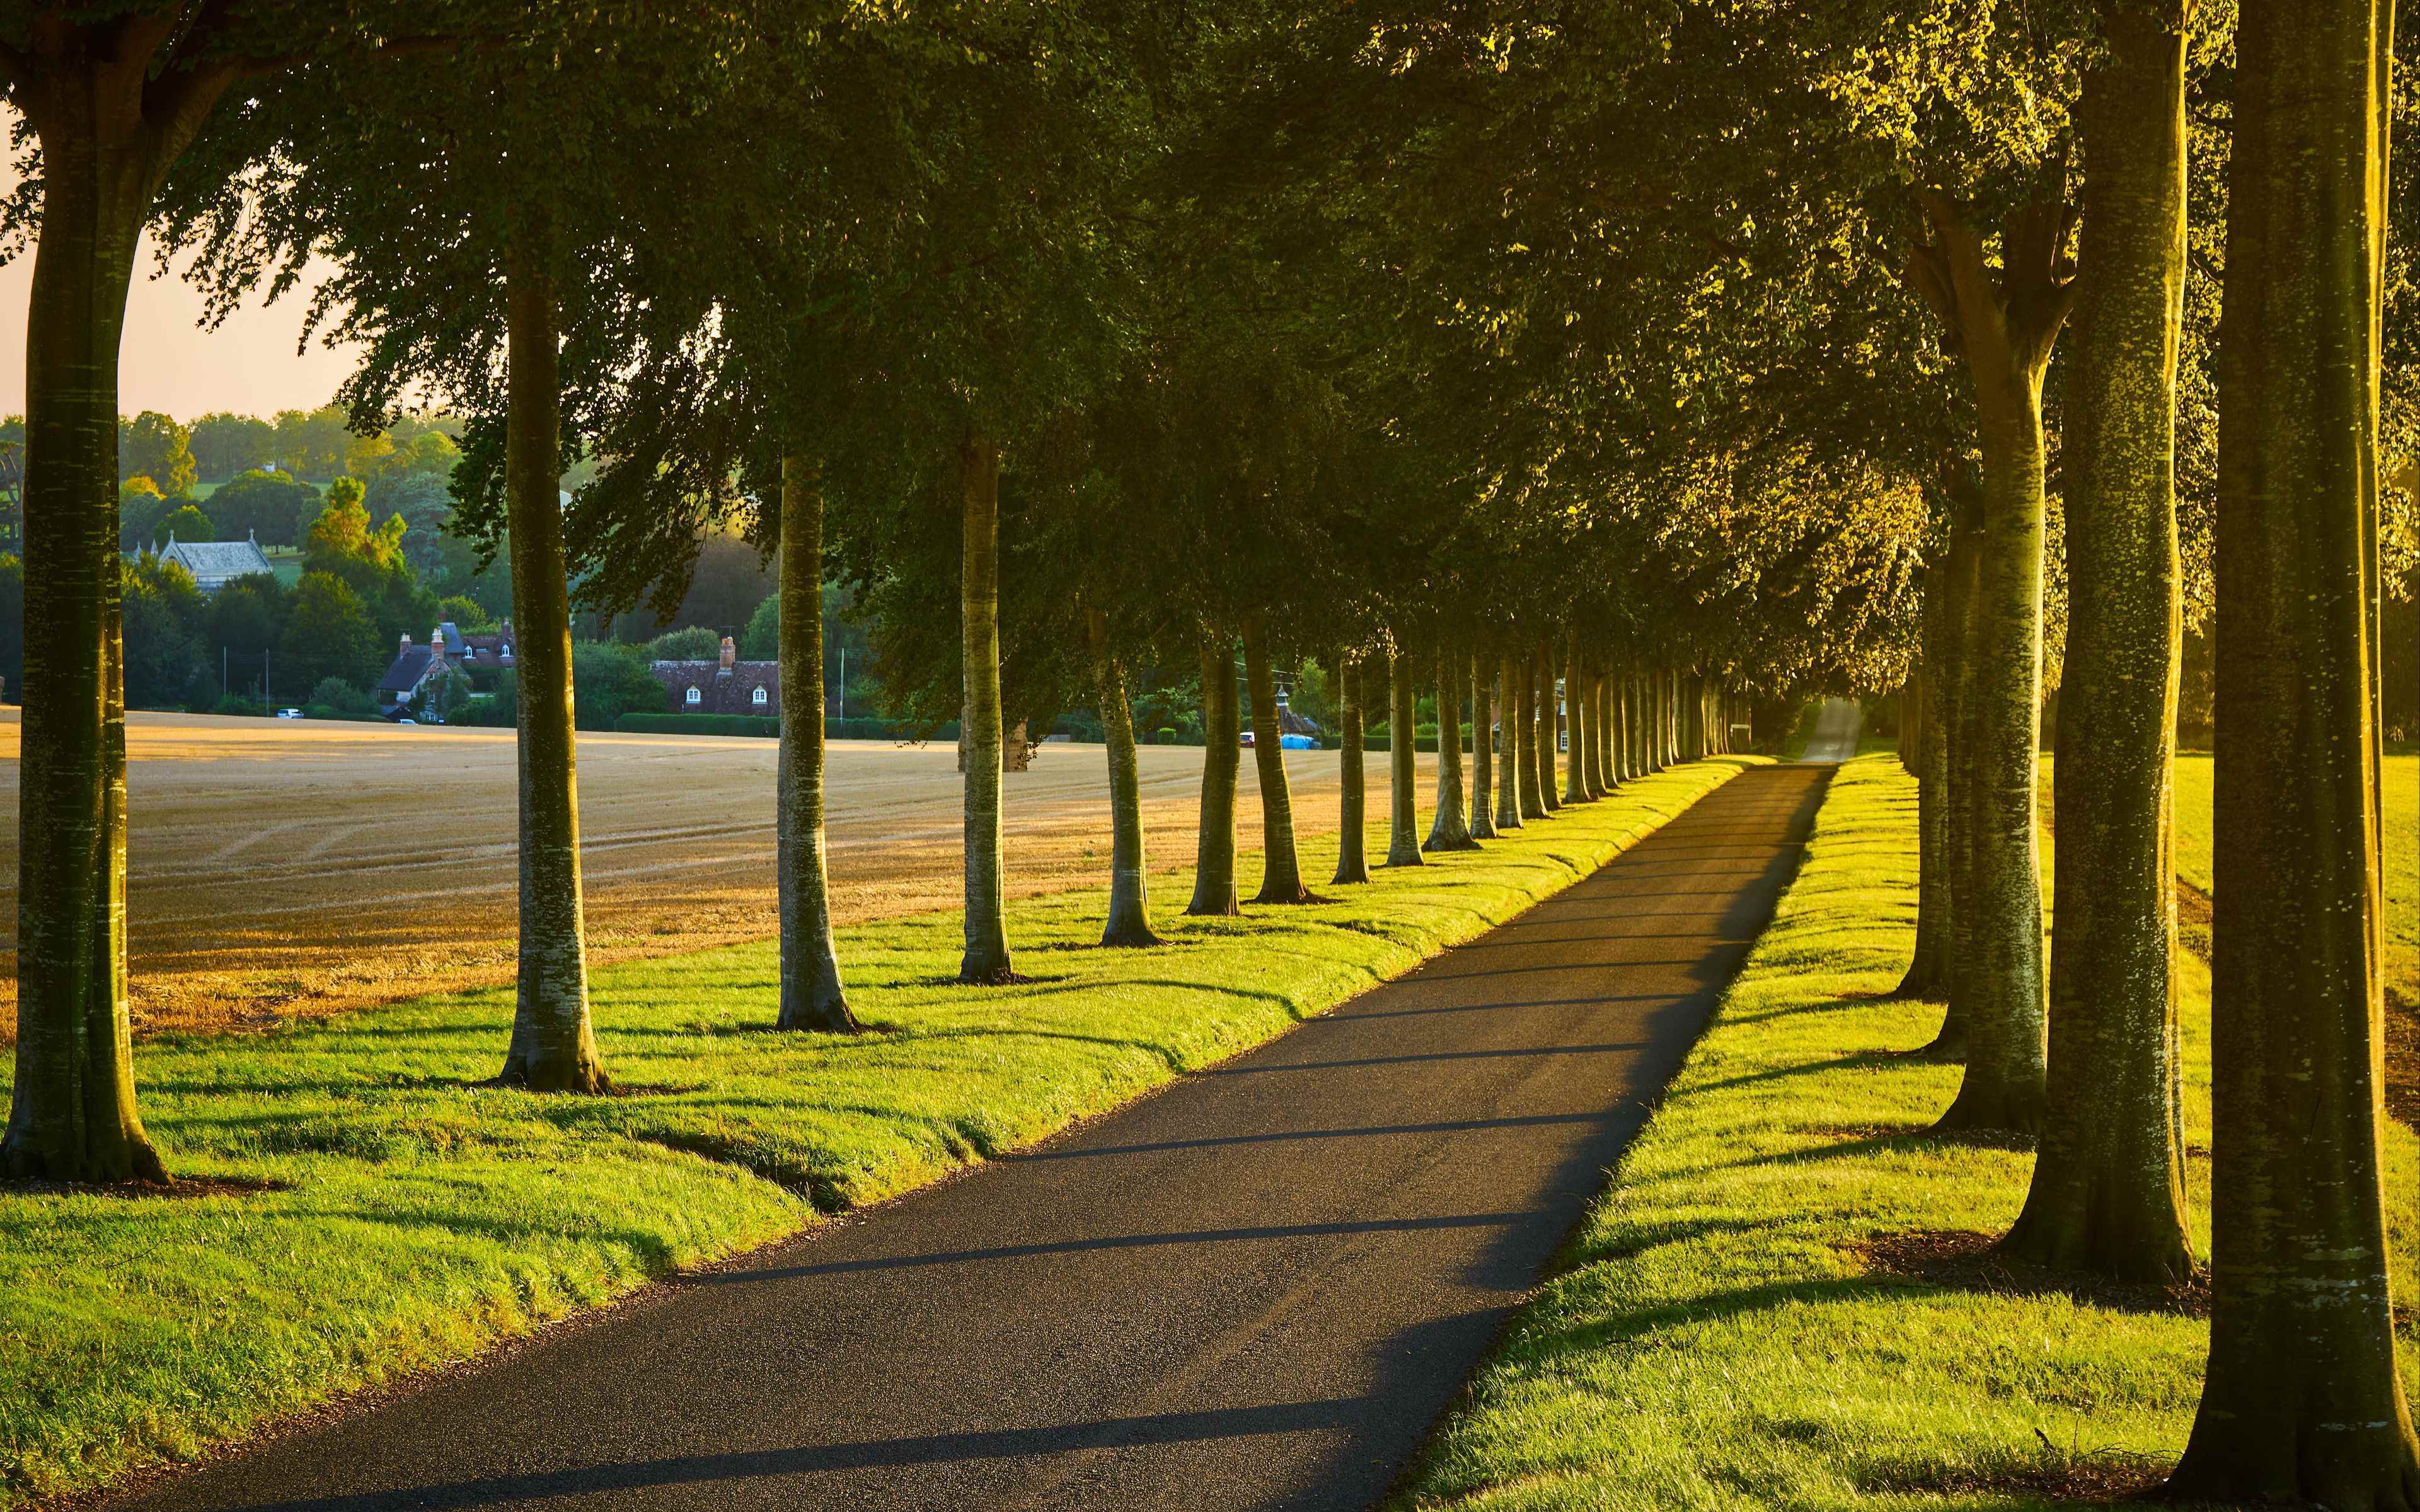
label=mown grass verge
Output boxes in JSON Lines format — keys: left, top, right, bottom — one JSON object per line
{"left": 1393, "top": 753, "right": 2418, "bottom": 1511}
{"left": 0, "top": 755, "right": 1759, "bottom": 1508}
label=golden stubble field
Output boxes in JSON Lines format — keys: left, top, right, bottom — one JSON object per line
{"left": 0, "top": 711, "right": 1431, "bottom": 1040}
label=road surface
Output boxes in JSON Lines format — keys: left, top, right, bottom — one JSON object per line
{"left": 113, "top": 764, "right": 1833, "bottom": 1512}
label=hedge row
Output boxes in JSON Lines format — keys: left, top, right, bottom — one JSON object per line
{"left": 613, "top": 713, "right": 966, "bottom": 742}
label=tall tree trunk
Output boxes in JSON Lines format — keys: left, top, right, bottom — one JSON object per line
{"left": 957, "top": 438, "right": 1015, "bottom": 983}
{"left": 775, "top": 459, "right": 858, "bottom": 1031}
{"left": 1495, "top": 656, "right": 1525, "bottom": 830}
{"left": 1426, "top": 644, "right": 1478, "bottom": 850}
{"left": 3, "top": 110, "right": 168, "bottom": 1181}
{"left": 1586, "top": 660, "right": 1610, "bottom": 795}
{"left": 1188, "top": 637, "right": 1242, "bottom": 914}
{"left": 1515, "top": 652, "right": 1546, "bottom": 819}
{"left": 1332, "top": 651, "right": 1370, "bottom": 884}
{"left": 1609, "top": 665, "right": 1630, "bottom": 783}
{"left": 1899, "top": 569, "right": 1958, "bottom": 999}
{"left": 497, "top": 238, "right": 607, "bottom": 1091}
{"left": 1243, "top": 616, "right": 1314, "bottom": 902}
{"left": 1564, "top": 629, "right": 1591, "bottom": 804}
{"left": 2003, "top": 2, "right": 2192, "bottom": 1284}
{"left": 1923, "top": 500, "right": 1987, "bottom": 1057}
{"left": 1909, "top": 190, "right": 2074, "bottom": 1135}
{"left": 2170, "top": 0, "right": 2420, "bottom": 1496}
{"left": 1385, "top": 650, "right": 1424, "bottom": 866}
{"left": 1534, "top": 645, "right": 1561, "bottom": 812}
{"left": 1088, "top": 609, "right": 1161, "bottom": 945}
{"left": 1469, "top": 656, "right": 1498, "bottom": 839}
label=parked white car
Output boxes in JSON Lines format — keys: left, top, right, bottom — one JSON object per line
{"left": 274, "top": 708, "right": 302, "bottom": 719}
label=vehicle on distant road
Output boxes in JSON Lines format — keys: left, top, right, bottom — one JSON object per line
{"left": 275, "top": 708, "right": 302, "bottom": 719}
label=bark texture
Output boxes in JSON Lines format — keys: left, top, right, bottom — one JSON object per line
{"left": 1497, "top": 656, "right": 1527, "bottom": 829}
{"left": 2169, "top": 0, "right": 2420, "bottom": 1496}
{"left": 1925, "top": 498, "right": 1986, "bottom": 1058}
{"left": 2003, "top": 3, "right": 2192, "bottom": 1284}
{"left": 1424, "top": 646, "right": 1478, "bottom": 850}
{"left": 1470, "top": 656, "right": 1498, "bottom": 839}
{"left": 1898, "top": 576, "right": 1956, "bottom": 1000}
{"left": 1188, "top": 638, "right": 1242, "bottom": 914}
{"left": 775, "top": 459, "right": 858, "bottom": 1031}
{"left": 1536, "top": 646, "right": 1562, "bottom": 811}
{"left": 3, "top": 68, "right": 179, "bottom": 1180}
{"left": 1243, "top": 616, "right": 1315, "bottom": 902}
{"left": 497, "top": 242, "right": 606, "bottom": 1092}
{"left": 1332, "top": 653, "right": 1370, "bottom": 884}
{"left": 1088, "top": 609, "right": 1161, "bottom": 945}
{"left": 1385, "top": 651, "right": 1424, "bottom": 866}
{"left": 1908, "top": 187, "right": 2075, "bottom": 1134}
{"left": 957, "top": 440, "right": 1016, "bottom": 983}
{"left": 1564, "top": 630, "right": 1591, "bottom": 804}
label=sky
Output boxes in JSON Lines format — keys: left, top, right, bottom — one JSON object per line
{"left": 0, "top": 142, "right": 364, "bottom": 423}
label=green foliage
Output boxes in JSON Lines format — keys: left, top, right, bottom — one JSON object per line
{"left": 0, "top": 752, "right": 1749, "bottom": 1508}
{"left": 277, "top": 573, "right": 383, "bottom": 693}
{"left": 118, "top": 411, "right": 196, "bottom": 498}
{"left": 153, "top": 503, "right": 212, "bottom": 547}
{"left": 205, "top": 575, "right": 289, "bottom": 662}
{"left": 121, "top": 556, "right": 209, "bottom": 709}
{"left": 304, "top": 677, "right": 379, "bottom": 720}
{"left": 643, "top": 625, "right": 722, "bottom": 662}
{"left": 202, "top": 469, "right": 318, "bottom": 549}
{"left": 571, "top": 642, "right": 671, "bottom": 733}
{"left": 188, "top": 413, "right": 276, "bottom": 480}
{"left": 437, "top": 595, "right": 493, "bottom": 631}
{"left": 272, "top": 406, "right": 354, "bottom": 483}
{"left": 616, "top": 713, "right": 780, "bottom": 738}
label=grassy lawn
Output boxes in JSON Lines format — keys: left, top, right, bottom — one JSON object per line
{"left": 1393, "top": 754, "right": 2419, "bottom": 1511}
{"left": 0, "top": 756, "right": 1757, "bottom": 1508}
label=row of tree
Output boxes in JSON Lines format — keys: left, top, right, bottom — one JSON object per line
{"left": 1, "top": 0, "right": 2412, "bottom": 1499}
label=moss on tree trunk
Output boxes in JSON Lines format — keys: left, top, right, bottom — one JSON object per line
{"left": 2169, "top": 0, "right": 2420, "bottom": 1496}
{"left": 1088, "top": 609, "right": 1162, "bottom": 944}
{"left": 1470, "top": 655, "right": 1498, "bottom": 839}
{"left": 1424, "top": 644, "right": 1478, "bottom": 850}
{"left": 1243, "top": 616, "right": 1315, "bottom": 901}
{"left": 2003, "top": 2, "right": 2192, "bottom": 1284}
{"left": 775, "top": 459, "right": 858, "bottom": 1031}
{"left": 1332, "top": 651, "right": 1370, "bottom": 884}
{"left": 1188, "top": 637, "right": 1242, "bottom": 914}
{"left": 493, "top": 239, "right": 608, "bottom": 1092}
{"left": 1495, "top": 656, "right": 1526, "bottom": 830}
{"left": 956, "top": 439, "right": 1016, "bottom": 983}
{"left": 1385, "top": 650, "right": 1424, "bottom": 866}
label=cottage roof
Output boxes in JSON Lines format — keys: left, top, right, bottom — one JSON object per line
{"left": 649, "top": 659, "right": 780, "bottom": 716}
{"left": 159, "top": 534, "right": 275, "bottom": 588}
{"left": 377, "top": 645, "right": 437, "bottom": 694}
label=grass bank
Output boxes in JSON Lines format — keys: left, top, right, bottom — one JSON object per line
{"left": 1394, "top": 754, "right": 2418, "bottom": 1510}
{"left": 0, "top": 755, "right": 1758, "bottom": 1508}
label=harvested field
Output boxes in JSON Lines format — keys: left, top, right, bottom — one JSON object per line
{"left": 0, "top": 711, "right": 1430, "bottom": 1040}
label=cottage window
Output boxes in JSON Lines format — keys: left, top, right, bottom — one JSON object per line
{"left": 685, "top": 687, "right": 702, "bottom": 706}
{"left": 752, "top": 687, "right": 768, "bottom": 707}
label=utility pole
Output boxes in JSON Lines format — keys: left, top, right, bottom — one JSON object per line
{"left": 836, "top": 646, "right": 845, "bottom": 721}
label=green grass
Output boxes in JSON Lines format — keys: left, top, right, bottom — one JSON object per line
{"left": 1392, "top": 754, "right": 2419, "bottom": 1511}
{"left": 2040, "top": 753, "right": 2419, "bottom": 999}
{"left": 0, "top": 756, "right": 1759, "bottom": 1508}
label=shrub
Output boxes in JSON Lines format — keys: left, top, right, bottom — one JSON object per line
{"left": 645, "top": 625, "right": 723, "bottom": 662}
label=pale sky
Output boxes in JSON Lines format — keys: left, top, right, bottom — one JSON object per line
{"left": 0, "top": 139, "right": 365, "bottom": 423}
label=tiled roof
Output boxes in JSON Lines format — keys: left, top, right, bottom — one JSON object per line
{"left": 160, "top": 537, "right": 275, "bottom": 587}
{"left": 650, "top": 660, "right": 780, "bottom": 716}
{"left": 377, "top": 645, "right": 437, "bottom": 694}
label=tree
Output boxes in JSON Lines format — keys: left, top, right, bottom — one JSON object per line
{"left": 437, "top": 594, "right": 492, "bottom": 632}
{"left": 276, "top": 572, "right": 381, "bottom": 693}
{"left": 204, "top": 469, "right": 318, "bottom": 547}
{"left": 119, "top": 410, "right": 195, "bottom": 496}
{"left": 2167, "top": 0, "right": 2420, "bottom": 1498}
{"left": 2002, "top": 0, "right": 2195, "bottom": 1286}
{"left": 187, "top": 411, "right": 275, "bottom": 479}
{"left": 0, "top": 553, "right": 20, "bottom": 699}
{"left": 115, "top": 478, "right": 170, "bottom": 552}
{"left": 272, "top": 406, "right": 354, "bottom": 483}
{"left": 153, "top": 503, "right": 210, "bottom": 547}
{"left": 1242, "top": 614, "right": 1317, "bottom": 903}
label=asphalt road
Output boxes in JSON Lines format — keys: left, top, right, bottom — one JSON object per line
{"left": 115, "top": 764, "right": 1832, "bottom": 1512}
{"left": 1799, "top": 698, "right": 1865, "bottom": 763}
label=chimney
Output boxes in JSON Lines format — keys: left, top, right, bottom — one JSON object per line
{"left": 400, "top": 632, "right": 413, "bottom": 655}
{"left": 719, "top": 636, "right": 736, "bottom": 672}
{"left": 432, "top": 626, "right": 447, "bottom": 663}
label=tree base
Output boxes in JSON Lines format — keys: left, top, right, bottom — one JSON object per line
{"left": 1330, "top": 862, "right": 1371, "bottom": 886}
{"left": 956, "top": 960, "right": 1030, "bottom": 987}
{"left": 1932, "top": 1077, "right": 2045, "bottom": 1138}
{"left": 1184, "top": 887, "right": 1242, "bottom": 916}
{"left": 1099, "top": 920, "right": 1166, "bottom": 948}
{"left": 492, "top": 1056, "right": 613, "bottom": 1096}
{"left": 1998, "top": 1209, "right": 2198, "bottom": 1290}
{"left": 776, "top": 996, "right": 865, "bottom": 1034}
{"left": 0, "top": 1131, "right": 171, "bottom": 1187}
{"left": 1253, "top": 885, "right": 1328, "bottom": 905}
{"left": 1421, "top": 834, "right": 1483, "bottom": 853}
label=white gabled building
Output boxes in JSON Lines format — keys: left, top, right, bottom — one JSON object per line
{"left": 158, "top": 531, "right": 276, "bottom": 596}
